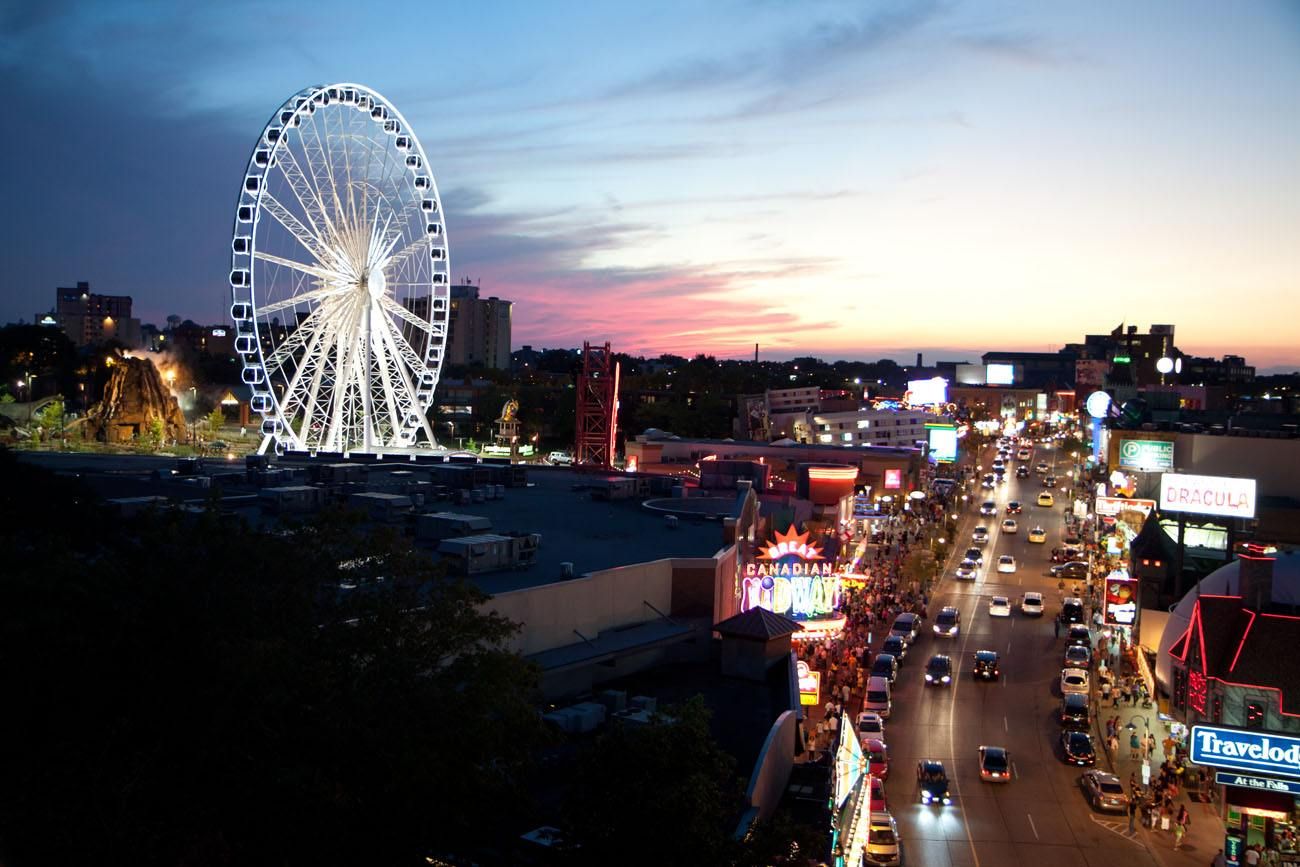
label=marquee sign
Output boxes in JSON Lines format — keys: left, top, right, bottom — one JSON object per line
{"left": 1191, "top": 725, "right": 1300, "bottom": 780}
{"left": 1095, "top": 496, "right": 1156, "bottom": 518}
{"left": 1215, "top": 772, "right": 1300, "bottom": 796}
{"left": 1160, "top": 473, "right": 1257, "bottom": 520}
{"left": 741, "top": 525, "right": 843, "bottom": 620}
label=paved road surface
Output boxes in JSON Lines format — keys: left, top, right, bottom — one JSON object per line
{"left": 880, "top": 438, "right": 1165, "bottom": 867}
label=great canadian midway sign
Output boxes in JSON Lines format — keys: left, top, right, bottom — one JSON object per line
{"left": 1191, "top": 724, "right": 1300, "bottom": 780}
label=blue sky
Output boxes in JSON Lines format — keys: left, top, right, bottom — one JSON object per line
{"left": 2, "top": 0, "right": 1298, "bottom": 368}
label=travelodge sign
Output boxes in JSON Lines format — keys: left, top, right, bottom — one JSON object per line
{"left": 1191, "top": 725, "right": 1300, "bottom": 780}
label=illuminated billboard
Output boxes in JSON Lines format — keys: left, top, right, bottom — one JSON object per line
{"left": 926, "top": 423, "right": 958, "bottom": 463}
{"left": 1103, "top": 570, "right": 1137, "bottom": 626}
{"left": 1095, "top": 496, "right": 1156, "bottom": 518}
{"left": 1117, "top": 438, "right": 1174, "bottom": 472}
{"left": 883, "top": 468, "right": 902, "bottom": 490}
{"left": 741, "top": 525, "right": 843, "bottom": 621}
{"left": 986, "top": 363, "right": 1015, "bottom": 385}
{"left": 906, "top": 376, "right": 948, "bottom": 406}
{"left": 1160, "top": 473, "right": 1257, "bottom": 519}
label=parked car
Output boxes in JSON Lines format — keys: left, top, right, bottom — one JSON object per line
{"left": 1064, "top": 643, "right": 1092, "bottom": 669}
{"left": 546, "top": 451, "right": 574, "bottom": 465}
{"left": 870, "top": 654, "right": 899, "bottom": 683}
{"left": 1059, "top": 693, "right": 1091, "bottom": 729}
{"left": 882, "top": 635, "right": 908, "bottom": 661}
{"left": 890, "top": 612, "right": 922, "bottom": 644}
{"left": 865, "top": 738, "right": 890, "bottom": 779}
{"left": 857, "top": 712, "right": 886, "bottom": 740}
{"left": 1080, "top": 770, "right": 1129, "bottom": 812}
{"left": 865, "top": 811, "right": 901, "bottom": 865}
{"left": 1051, "top": 561, "right": 1090, "bottom": 579}
{"left": 1060, "top": 730, "right": 1097, "bottom": 766}
{"left": 1060, "top": 667, "right": 1090, "bottom": 695}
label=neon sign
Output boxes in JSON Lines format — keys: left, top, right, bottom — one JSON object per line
{"left": 741, "top": 525, "right": 843, "bottom": 620}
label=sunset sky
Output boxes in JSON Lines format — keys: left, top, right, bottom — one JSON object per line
{"left": 2, "top": 1, "right": 1297, "bottom": 369}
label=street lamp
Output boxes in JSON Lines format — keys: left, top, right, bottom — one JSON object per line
{"left": 1126, "top": 714, "right": 1153, "bottom": 784}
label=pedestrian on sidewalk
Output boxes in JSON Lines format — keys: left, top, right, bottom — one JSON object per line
{"left": 1174, "top": 821, "right": 1186, "bottom": 849}
{"left": 1130, "top": 730, "right": 1142, "bottom": 760}
{"left": 1054, "top": 616, "right": 1061, "bottom": 638}
{"left": 1127, "top": 797, "right": 1138, "bottom": 832}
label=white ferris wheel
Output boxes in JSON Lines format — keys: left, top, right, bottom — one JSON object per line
{"left": 229, "top": 83, "right": 449, "bottom": 454}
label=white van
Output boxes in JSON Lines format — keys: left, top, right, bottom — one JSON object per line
{"left": 863, "top": 676, "right": 892, "bottom": 719}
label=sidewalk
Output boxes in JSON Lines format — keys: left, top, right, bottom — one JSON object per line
{"left": 1096, "top": 698, "right": 1226, "bottom": 865}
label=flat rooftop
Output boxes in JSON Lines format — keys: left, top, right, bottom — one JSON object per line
{"left": 16, "top": 453, "right": 729, "bottom": 596}
{"left": 438, "top": 469, "right": 727, "bottom": 594}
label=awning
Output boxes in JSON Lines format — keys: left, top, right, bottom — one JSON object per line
{"left": 1225, "top": 785, "right": 1296, "bottom": 817}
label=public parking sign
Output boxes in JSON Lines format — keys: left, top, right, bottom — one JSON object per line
{"left": 1117, "top": 438, "right": 1174, "bottom": 471}
{"left": 1190, "top": 724, "right": 1300, "bottom": 780}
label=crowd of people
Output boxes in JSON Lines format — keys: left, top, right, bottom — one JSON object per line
{"left": 797, "top": 509, "right": 942, "bottom": 757}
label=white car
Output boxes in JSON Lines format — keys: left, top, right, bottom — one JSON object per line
{"left": 1001, "top": 519, "right": 1018, "bottom": 534}
{"left": 955, "top": 560, "right": 979, "bottom": 581}
{"left": 547, "top": 451, "right": 574, "bottom": 466}
{"left": 865, "top": 811, "right": 901, "bottom": 866}
{"left": 1061, "top": 668, "right": 1090, "bottom": 695}
{"left": 997, "top": 555, "right": 1017, "bottom": 573}
{"left": 972, "top": 527, "right": 990, "bottom": 545}
{"left": 988, "top": 596, "right": 1012, "bottom": 617}
{"left": 1020, "top": 592, "right": 1044, "bottom": 616}
{"left": 857, "top": 712, "right": 885, "bottom": 740}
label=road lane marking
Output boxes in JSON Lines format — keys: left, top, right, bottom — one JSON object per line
{"left": 1003, "top": 716, "right": 1008, "bottom": 731}
{"left": 1027, "top": 813, "right": 1039, "bottom": 839}
{"left": 947, "top": 575, "right": 983, "bottom": 867}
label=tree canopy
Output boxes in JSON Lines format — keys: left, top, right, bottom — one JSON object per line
{"left": 0, "top": 448, "right": 548, "bottom": 866}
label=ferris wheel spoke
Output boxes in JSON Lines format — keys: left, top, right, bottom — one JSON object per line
{"left": 377, "top": 293, "right": 435, "bottom": 335}
{"left": 253, "top": 250, "right": 346, "bottom": 283}
{"left": 259, "top": 190, "right": 330, "bottom": 262}
{"left": 373, "top": 314, "right": 427, "bottom": 434}
{"left": 255, "top": 285, "right": 349, "bottom": 320}
{"left": 274, "top": 142, "right": 340, "bottom": 250}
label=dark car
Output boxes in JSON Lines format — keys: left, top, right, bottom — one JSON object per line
{"left": 973, "top": 650, "right": 1001, "bottom": 681}
{"left": 1060, "top": 598, "right": 1085, "bottom": 624}
{"left": 924, "top": 654, "right": 953, "bottom": 686}
{"left": 1016, "top": 465, "right": 1030, "bottom": 478}
{"left": 882, "top": 635, "right": 908, "bottom": 661}
{"left": 964, "top": 548, "right": 985, "bottom": 567}
{"left": 871, "top": 653, "right": 899, "bottom": 683}
{"left": 1059, "top": 693, "right": 1091, "bottom": 729}
{"left": 1080, "top": 770, "right": 1130, "bottom": 813}
{"left": 1060, "top": 730, "right": 1097, "bottom": 766}
{"left": 1006, "top": 501, "right": 1022, "bottom": 514}
{"left": 1051, "top": 561, "right": 1090, "bottom": 579}
{"left": 917, "top": 760, "right": 952, "bottom": 805}
{"left": 1066, "top": 624, "right": 1091, "bottom": 648}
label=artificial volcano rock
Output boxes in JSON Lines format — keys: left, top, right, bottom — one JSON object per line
{"left": 85, "top": 356, "right": 187, "bottom": 444}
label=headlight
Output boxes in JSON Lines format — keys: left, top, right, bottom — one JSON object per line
{"left": 942, "top": 797, "right": 952, "bottom": 805}
{"left": 941, "top": 675, "right": 951, "bottom": 683}
{"left": 925, "top": 674, "right": 933, "bottom": 681}
{"left": 934, "top": 625, "right": 941, "bottom": 633}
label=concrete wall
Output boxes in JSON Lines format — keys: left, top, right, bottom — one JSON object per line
{"left": 489, "top": 558, "right": 677, "bottom": 656}
{"left": 1177, "top": 433, "right": 1300, "bottom": 499}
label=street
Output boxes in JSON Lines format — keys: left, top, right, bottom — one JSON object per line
{"left": 882, "top": 438, "right": 1166, "bottom": 867}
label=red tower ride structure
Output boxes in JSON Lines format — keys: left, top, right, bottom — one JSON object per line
{"left": 574, "top": 341, "right": 620, "bottom": 469}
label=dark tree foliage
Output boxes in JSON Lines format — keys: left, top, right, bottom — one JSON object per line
{"left": 0, "top": 448, "right": 548, "bottom": 866}
{"left": 562, "top": 697, "right": 744, "bottom": 867}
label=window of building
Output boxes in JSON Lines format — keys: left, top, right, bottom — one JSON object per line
{"left": 1173, "top": 668, "right": 1187, "bottom": 712}
{"left": 1245, "top": 700, "right": 1266, "bottom": 729}
{"left": 857, "top": 420, "right": 870, "bottom": 429}
{"left": 842, "top": 433, "right": 853, "bottom": 442}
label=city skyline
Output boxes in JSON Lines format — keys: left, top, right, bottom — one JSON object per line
{"left": 2, "top": 1, "right": 1297, "bottom": 369}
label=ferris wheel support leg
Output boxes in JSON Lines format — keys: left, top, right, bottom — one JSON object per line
{"left": 258, "top": 434, "right": 274, "bottom": 456}
{"left": 418, "top": 410, "right": 439, "bottom": 449}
